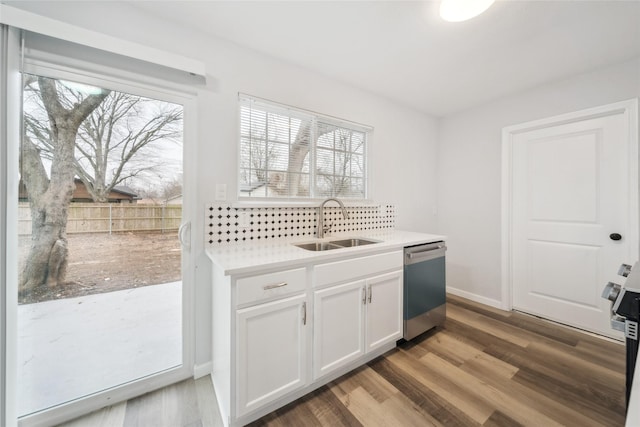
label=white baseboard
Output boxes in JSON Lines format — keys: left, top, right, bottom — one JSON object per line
{"left": 193, "top": 361, "right": 212, "bottom": 380}
{"left": 447, "top": 287, "right": 504, "bottom": 310}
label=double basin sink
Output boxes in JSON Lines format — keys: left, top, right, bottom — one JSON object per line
{"left": 295, "top": 238, "right": 379, "bottom": 251}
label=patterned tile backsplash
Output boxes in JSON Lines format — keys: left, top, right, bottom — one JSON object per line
{"left": 206, "top": 203, "right": 396, "bottom": 245}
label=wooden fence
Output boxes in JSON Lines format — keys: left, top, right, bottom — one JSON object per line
{"left": 18, "top": 202, "right": 182, "bottom": 235}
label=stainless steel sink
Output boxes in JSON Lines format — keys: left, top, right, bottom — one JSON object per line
{"left": 294, "top": 242, "right": 343, "bottom": 251}
{"left": 330, "top": 238, "right": 379, "bottom": 248}
{"left": 294, "top": 238, "right": 380, "bottom": 251}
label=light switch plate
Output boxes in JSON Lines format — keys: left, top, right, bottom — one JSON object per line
{"left": 215, "top": 184, "right": 227, "bottom": 201}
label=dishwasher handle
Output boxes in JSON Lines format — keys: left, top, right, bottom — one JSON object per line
{"left": 405, "top": 243, "right": 446, "bottom": 265}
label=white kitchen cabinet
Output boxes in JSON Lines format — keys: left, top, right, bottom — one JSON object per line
{"left": 210, "top": 248, "right": 405, "bottom": 426}
{"left": 313, "top": 280, "right": 366, "bottom": 379}
{"left": 366, "top": 271, "right": 403, "bottom": 352}
{"left": 236, "top": 293, "right": 308, "bottom": 417}
{"left": 312, "top": 252, "right": 403, "bottom": 380}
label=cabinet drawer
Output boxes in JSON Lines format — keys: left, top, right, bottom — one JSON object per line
{"left": 315, "top": 251, "right": 403, "bottom": 288}
{"left": 236, "top": 268, "right": 306, "bottom": 306}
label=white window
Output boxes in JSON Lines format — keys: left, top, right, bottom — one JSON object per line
{"left": 239, "top": 95, "right": 370, "bottom": 200}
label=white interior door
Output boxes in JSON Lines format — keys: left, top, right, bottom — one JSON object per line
{"left": 509, "top": 102, "right": 638, "bottom": 338}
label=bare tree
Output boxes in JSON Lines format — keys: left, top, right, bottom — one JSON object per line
{"left": 161, "top": 177, "right": 183, "bottom": 200}
{"left": 268, "top": 120, "right": 330, "bottom": 197}
{"left": 25, "top": 88, "right": 183, "bottom": 203}
{"left": 240, "top": 139, "right": 277, "bottom": 184}
{"left": 19, "top": 76, "right": 109, "bottom": 293}
{"left": 280, "top": 121, "right": 312, "bottom": 197}
{"left": 316, "top": 127, "right": 365, "bottom": 197}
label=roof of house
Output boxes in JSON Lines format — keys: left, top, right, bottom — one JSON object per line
{"left": 111, "top": 185, "right": 141, "bottom": 199}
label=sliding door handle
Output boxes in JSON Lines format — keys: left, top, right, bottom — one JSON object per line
{"left": 179, "top": 221, "right": 191, "bottom": 249}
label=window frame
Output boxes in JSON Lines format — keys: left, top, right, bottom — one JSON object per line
{"left": 237, "top": 94, "right": 372, "bottom": 202}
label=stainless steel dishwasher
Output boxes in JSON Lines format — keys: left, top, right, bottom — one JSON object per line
{"left": 403, "top": 241, "right": 447, "bottom": 340}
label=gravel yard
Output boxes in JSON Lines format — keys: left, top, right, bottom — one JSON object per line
{"left": 18, "top": 232, "right": 181, "bottom": 304}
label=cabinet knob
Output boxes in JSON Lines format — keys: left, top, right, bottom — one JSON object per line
{"left": 610, "top": 233, "right": 623, "bottom": 241}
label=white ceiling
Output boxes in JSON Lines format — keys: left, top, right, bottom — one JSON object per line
{"left": 14, "top": 1, "right": 640, "bottom": 117}
{"left": 129, "top": 0, "right": 640, "bottom": 117}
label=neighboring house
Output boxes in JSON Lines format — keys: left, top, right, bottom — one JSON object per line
{"left": 18, "top": 179, "right": 140, "bottom": 203}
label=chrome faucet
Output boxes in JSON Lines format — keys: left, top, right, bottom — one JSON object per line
{"left": 317, "top": 198, "right": 349, "bottom": 238}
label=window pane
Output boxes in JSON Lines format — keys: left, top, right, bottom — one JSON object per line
{"left": 241, "top": 179, "right": 267, "bottom": 197}
{"left": 352, "top": 132, "right": 365, "bottom": 154}
{"left": 316, "top": 148, "right": 334, "bottom": 175}
{"left": 334, "top": 177, "right": 351, "bottom": 197}
{"left": 239, "top": 139, "right": 251, "bottom": 169}
{"left": 350, "top": 178, "right": 365, "bottom": 198}
{"left": 316, "top": 174, "right": 334, "bottom": 197}
{"left": 267, "top": 113, "right": 291, "bottom": 144}
{"left": 335, "top": 151, "right": 349, "bottom": 177}
{"left": 350, "top": 154, "right": 364, "bottom": 178}
{"left": 334, "top": 129, "right": 350, "bottom": 152}
{"left": 317, "top": 123, "right": 336, "bottom": 149}
{"left": 269, "top": 142, "right": 289, "bottom": 172}
{"left": 288, "top": 173, "right": 310, "bottom": 197}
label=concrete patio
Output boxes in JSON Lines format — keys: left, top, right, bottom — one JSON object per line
{"left": 17, "top": 281, "right": 182, "bottom": 417}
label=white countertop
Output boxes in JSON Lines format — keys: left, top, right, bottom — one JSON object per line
{"left": 206, "top": 229, "right": 446, "bottom": 276}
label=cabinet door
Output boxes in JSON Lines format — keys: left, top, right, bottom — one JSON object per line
{"left": 313, "top": 280, "right": 365, "bottom": 380}
{"left": 366, "top": 271, "right": 403, "bottom": 352}
{"left": 236, "top": 294, "right": 308, "bottom": 417}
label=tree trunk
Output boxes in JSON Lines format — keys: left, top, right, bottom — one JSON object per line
{"left": 19, "top": 77, "right": 109, "bottom": 294}
{"left": 20, "top": 204, "right": 70, "bottom": 290}
{"left": 285, "top": 123, "right": 311, "bottom": 197}
{"left": 281, "top": 123, "right": 335, "bottom": 197}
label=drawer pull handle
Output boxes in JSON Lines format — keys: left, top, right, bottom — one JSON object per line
{"left": 263, "top": 282, "right": 288, "bottom": 290}
{"left": 368, "top": 285, "right": 372, "bottom": 303}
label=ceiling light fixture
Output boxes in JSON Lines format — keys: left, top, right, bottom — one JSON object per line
{"left": 439, "top": 0, "right": 495, "bottom": 22}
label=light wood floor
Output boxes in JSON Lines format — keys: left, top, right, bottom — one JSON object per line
{"left": 57, "top": 376, "right": 223, "bottom": 427}
{"left": 60, "top": 295, "right": 626, "bottom": 427}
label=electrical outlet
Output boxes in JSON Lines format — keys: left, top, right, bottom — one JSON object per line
{"left": 239, "top": 212, "right": 250, "bottom": 228}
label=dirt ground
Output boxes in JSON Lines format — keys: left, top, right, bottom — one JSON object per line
{"left": 18, "top": 232, "right": 181, "bottom": 304}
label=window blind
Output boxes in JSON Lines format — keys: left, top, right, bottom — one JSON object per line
{"left": 0, "top": 4, "right": 206, "bottom": 82}
{"left": 21, "top": 31, "right": 206, "bottom": 87}
{"left": 239, "top": 95, "right": 370, "bottom": 200}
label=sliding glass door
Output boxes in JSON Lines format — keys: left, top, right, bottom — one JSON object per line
{"left": 11, "top": 57, "right": 194, "bottom": 425}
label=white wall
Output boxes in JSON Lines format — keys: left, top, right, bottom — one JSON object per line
{"left": 438, "top": 58, "right": 640, "bottom": 307}
{"left": 10, "top": 3, "right": 439, "bottom": 367}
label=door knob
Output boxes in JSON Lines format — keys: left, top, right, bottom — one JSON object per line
{"left": 610, "top": 233, "right": 622, "bottom": 241}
